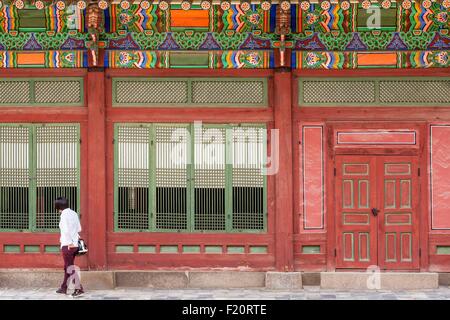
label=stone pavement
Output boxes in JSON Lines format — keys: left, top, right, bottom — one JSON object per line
{"left": 1, "top": 286, "right": 450, "bottom": 300}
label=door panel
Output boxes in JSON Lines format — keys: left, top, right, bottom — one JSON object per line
{"left": 335, "top": 155, "right": 419, "bottom": 270}
{"left": 336, "top": 156, "right": 377, "bottom": 268}
{"left": 378, "top": 156, "right": 419, "bottom": 270}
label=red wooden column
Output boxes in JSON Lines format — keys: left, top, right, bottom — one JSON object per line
{"left": 86, "top": 67, "right": 107, "bottom": 269}
{"left": 274, "top": 67, "right": 294, "bottom": 271}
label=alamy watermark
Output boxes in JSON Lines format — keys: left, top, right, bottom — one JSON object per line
{"left": 163, "top": 121, "right": 279, "bottom": 175}
{"left": 366, "top": 7, "right": 381, "bottom": 29}
{"left": 66, "top": 265, "right": 82, "bottom": 290}
{"left": 366, "top": 265, "right": 382, "bottom": 290}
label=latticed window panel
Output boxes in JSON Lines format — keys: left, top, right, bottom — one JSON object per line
{"left": 116, "top": 125, "right": 150, "bottom": 231}
{"left": 0, "top": 126, "right": 30, "bottom": 230}
{"left": 155, "top": 125, "right": 189, "bottom": 231}
{"left": 379, "top": 80, "right": 450, "bottom": 104}
{"left": 114, "top": 80, "right": 189, "bottom": 105}
{"left": 231, "top": 127, "right": 266, "bottom": 231}
{"left": 191, "top": 80, "right": 266, "bottom": 106}
{"left": 0, "top": 124, "right": 80, "bottom": 232}
{"left": 194, "top": 126, "right": 226, "bottom": 231}
{"left": 0, "top": 78, "right": 83, "bottom": 106}
{"left": 113, "top": 78, "right": 268, "bottom": 107}
{"left": 34, "top": 80, "right": 82, "bottom": 105}
{"left": 114, "top": 123, "right": 268, "bottom": 233}
{"left": 0, "top": 81, "right": 30, "bottom": 105}
{"left": 301, "top": 80, "right": 376, "bottom": 105}
{"left": 35, "top": 125, "right": 79, "bottom": 230}
{"left": 300, "top": 78, "right": 450, "bottom": 106}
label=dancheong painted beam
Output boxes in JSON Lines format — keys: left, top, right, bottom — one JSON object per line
{"left": 0, "top": 0, "right": 447, "bottom": 68}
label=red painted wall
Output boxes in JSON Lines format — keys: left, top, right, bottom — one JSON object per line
{"left": 0, "top": 68, "right": 450, "bottom": 271}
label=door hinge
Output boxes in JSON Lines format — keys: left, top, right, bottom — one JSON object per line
{"left": 419, "top": 248, "right": 421, "bottom": 257}
{"left": 334, "top": 168, "right": 336, "bottom": 176}
{"left": 418, "top": 168, "right": 421, "bottom": 176}
{"left": 334, "top": 248, "right": 337, "bottom": 257}
{"left": 79, "top": 138, "right": 82, "bottom": 144}
{"left": 112, "top": 139, "right": 115, "bottom": 144}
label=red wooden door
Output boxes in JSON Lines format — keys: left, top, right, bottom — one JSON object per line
{"left": 335, "top": 155, "right": 419, "bottom": 270}
{"left": 335, "top": 156, "right": 378, "bottom": 268}
{"left": 377, "top": 156, "right": 420, "bottom": 270}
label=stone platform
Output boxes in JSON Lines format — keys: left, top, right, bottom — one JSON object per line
{"left": 320, "top": 272, "right": 439, "bottom": 290}
{"left": 0, "top": 270, "right": 444, "bottom": 290}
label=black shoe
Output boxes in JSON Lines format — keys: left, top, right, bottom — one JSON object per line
{"left": 72, "top": 289, "right": 84, "bottom": 297}
{"left": 56, "top": 288, "right": 67, "bottom": 294}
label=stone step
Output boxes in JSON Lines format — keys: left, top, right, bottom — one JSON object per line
{"left": 0, "top": 270, "right": 300, "bottom": 290}
{"left": 320, "top": 272, "right": 439, "bottom": 290}
{"left": 0, "top": 270, "right": 115, "bottom": 290}
{"left": 188, "top": 271, "right": 267, "bottom": 289}
{"left": 0, "top": 270, "right": 442, "bottom": 290}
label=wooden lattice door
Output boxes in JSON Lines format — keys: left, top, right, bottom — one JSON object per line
{"left": 335, "top": 156, "right": 419, "bottom": 270}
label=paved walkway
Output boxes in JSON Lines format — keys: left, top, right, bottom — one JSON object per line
{"left": 1, "top": 286, "right": 450, "bottom": 300}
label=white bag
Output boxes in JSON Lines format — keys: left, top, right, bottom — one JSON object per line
{"left": 76, "top": 239, "right": 88, "bottom": 256}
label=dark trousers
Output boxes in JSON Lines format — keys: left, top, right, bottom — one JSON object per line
{"left": 60, "top": 246, "right": 83, "bottom": 291}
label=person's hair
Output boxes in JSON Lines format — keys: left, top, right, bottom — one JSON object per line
{"left": 54, "top": 197, "right": 69, "bottom": 211}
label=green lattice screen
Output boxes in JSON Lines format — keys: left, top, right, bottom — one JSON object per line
{"left": 0, "top": 78, "right": 83, "bottom": 106}
{"left": 231, "top": 126, "right": 266, "bottom": 231}
{"left": 0, "top": 124, "right": 80, "bottom": 232}
{"left": 115, "top": 125, "right": 150, "bottom": 231}
{"left": 0, "top": 126, "right": 30, "bottom": 231}
{"left": 35, "top": 125, "right": 80, "bottom": 230}
{"left": 299, "top": 77, "right": 450, "bottom": 106}
{"left": 155, "top": 124, "right": 190, "bottom": 231}
{"left": 114, "top": 123, "right": 267, "bottom": 233}
{"left": 112, "top": 78, "right": 268, "bottom": 107}
{"left": 193, "top": 125, "right": 227, "bottom": 231}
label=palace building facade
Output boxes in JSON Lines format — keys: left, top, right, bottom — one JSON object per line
{"left": 0, "top": 0, "right": 449, "bottom": 273}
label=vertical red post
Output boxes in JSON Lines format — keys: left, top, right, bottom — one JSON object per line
{"left": 86, "top": 68, "right": 107, "bottom": 269}
{"left": 274, "top": 68, "right": 294, "bottom": 271}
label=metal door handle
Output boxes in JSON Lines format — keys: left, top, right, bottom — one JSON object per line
{"left": 371, "top": 208, "right": 380, "bottom": 217}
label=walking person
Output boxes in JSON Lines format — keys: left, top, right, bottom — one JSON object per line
{"left": 55, "top": 197, "right": 85, "bottom": 297}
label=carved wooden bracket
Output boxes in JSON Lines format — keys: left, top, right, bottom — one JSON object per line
{"left": 86, "top": 2, "right": 104, "bottom": 67}
{"left": 275, "top": 6, "right": 291, "bottom": 67}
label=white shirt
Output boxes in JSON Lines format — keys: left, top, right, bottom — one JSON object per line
{"left": 59, "top": 208, "right": 82, "bottom": 248}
